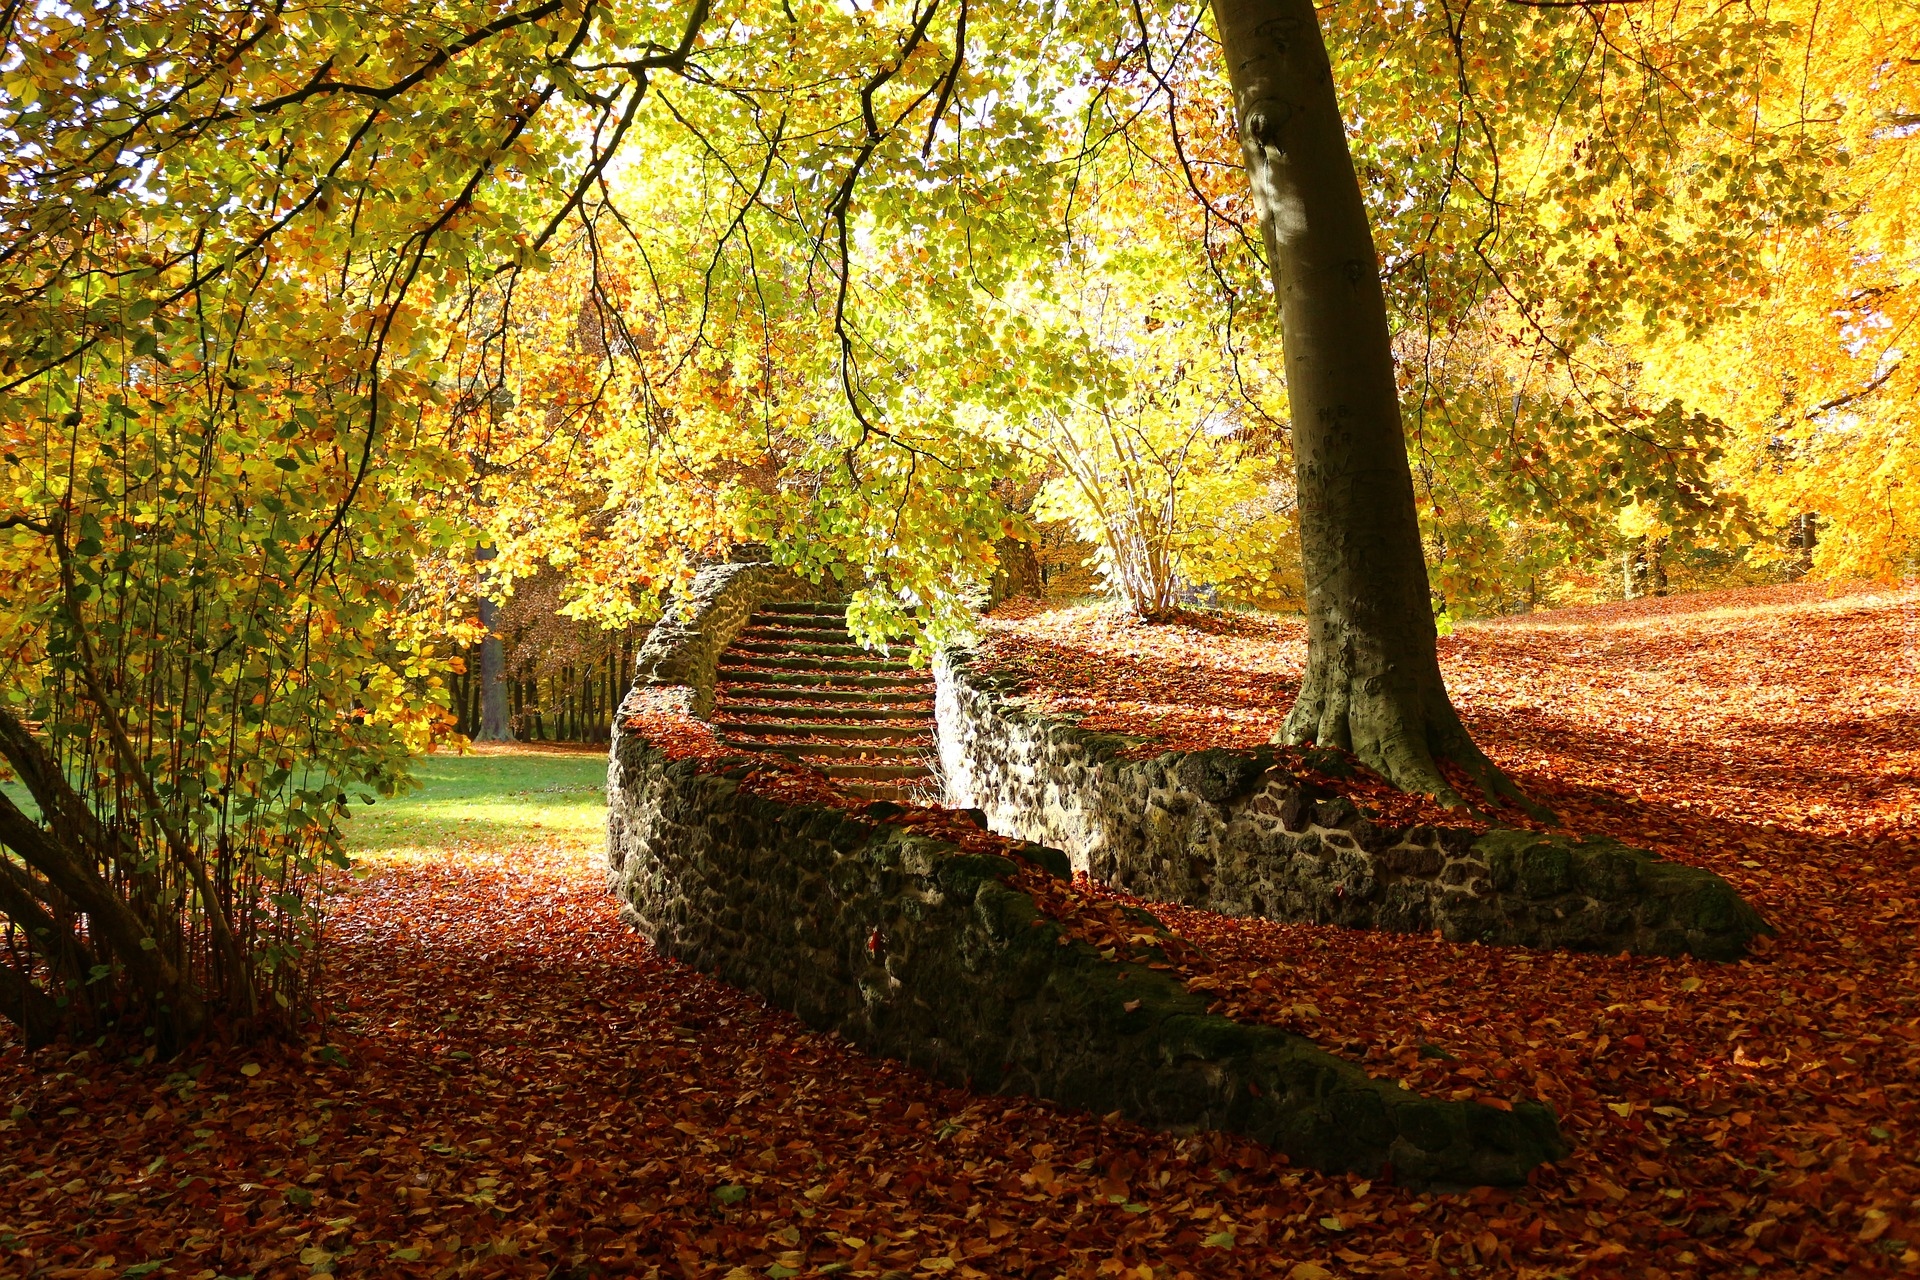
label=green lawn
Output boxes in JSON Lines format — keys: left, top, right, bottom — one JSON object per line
{"left": 0, "top": 778, "right": 31, "bottom": 820}
{"left": 4, "top": 745, "right": 610, "bottom": 856}
{"left": 342, "top": 745, "right": 610, "bottom": 856}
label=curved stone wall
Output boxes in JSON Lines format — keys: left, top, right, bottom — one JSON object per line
{"left": 935, "top": 649, "right": 1771, "bottom": 961}
{"left": 607, "top": 727, "right": 1567, "bottom": 1186}
{"left": 630, "top": 562, "right": 826, "bottom": 717}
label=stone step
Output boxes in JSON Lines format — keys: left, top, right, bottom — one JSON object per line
{"left": 812, "top": 762, "right": 933, "bottom": 782}
{"left": 713, "top": 721, "right": 931, "bottom": 741}
{"left": 740, "top": 615, "right": 848, "bottom": 629}
{"left": 715, "top": 711, "right": 932, "bottom": 728}
{"left": 712, "top": 703, "right": 929, "bottom": 722}
{"left": 718, "top": 706, "right": 933, "bottom": 725}
{"left": 718, "top": 687, "right": 933, "bottom": 706}
{"left": 729, "top": 639, "right": 874, "bottom": 659}
{"left": 839, "top": 780, "right": 929, "bottom": 802}
{"left": 729, "top": 741, "right": 929, "bottom": 762}
{"left": 754, "top": 601, "right": 847, "bottom": 617}
{"left": 719, "top": 653, "right": 915, "bottom": 673}
{"left": 716, "top": 670, "right": 930, "bottom": 690}
{"left": 718, "top": 711, "right": 930, "bottom": 727}
{"left": 742, "top": 619, "right": 847, "bottom": 633}
{"left": 734, "top": 627, "right": 854, "bottom": 646}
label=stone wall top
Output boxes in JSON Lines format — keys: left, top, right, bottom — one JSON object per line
{"left": 630, "top": 561, "right": 829, "bottom": 717}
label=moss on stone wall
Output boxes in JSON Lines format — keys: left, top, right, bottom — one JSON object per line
{"left": 936, "top": 649, "right": 1771, "bottom": 960}
{"left": 608, "top": 730, "right": 1568, "bottom": 1186}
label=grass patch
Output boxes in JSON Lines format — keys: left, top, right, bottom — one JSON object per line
{"left": 6, "top": 743, "right": 610, "bottom": 858}
{"left": 0, "top": 777, "right": 33, "bottom": 821}
{"left": 343, "top": 743, "right": 609, "bottom": 856}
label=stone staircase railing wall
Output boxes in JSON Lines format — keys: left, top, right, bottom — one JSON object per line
{"left": 934, "top": 649, "right": 1771, "bottom": 961}
{"left": 607, "top": 727, "right": 1568, "bottom": 1186}
{"left": 630, "top": 562, "right": 830, "bottom": 718}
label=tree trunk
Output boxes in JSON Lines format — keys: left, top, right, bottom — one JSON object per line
{"left": 987, "top": 536, "right": 1043, "bottom": 608}
{"left": 475, "top": 597, "right": 513, "bottom": 741}
{"left": 474, "top": 547, "right": 515, "bottom": 742}
{"left": 1793, "top": 511, "right": 1818, "bottom": 577}
{"left": 1210, "top": 0, "right": 1536, "bottom": 811}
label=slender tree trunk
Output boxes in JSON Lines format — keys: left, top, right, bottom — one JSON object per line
{"left": 474, "top": 547, "right": 514, "bottom": 742}
{"left": 1211, "top": 0, "right": 1536, "bottom": 810}
{"left": 477, "top": 603, "right": 513, "bottom": 741}
{"left": 606, "top": 651, "right": 618, "bottom": 741}
{"left": 451, "top": 655, "right": 470, "bottom": 737}
{"left": 1793, "top": 512, "right": 1818, "bottom": 576}
{"left": 1623, "top": 537, "right": 1652, "bottom": 600}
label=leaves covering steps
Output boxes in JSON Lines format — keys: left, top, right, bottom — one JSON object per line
{"left": 709, "top": 603, "right": 938, "bottom": 803}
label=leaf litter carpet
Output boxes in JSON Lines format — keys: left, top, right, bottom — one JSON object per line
{"left": 3, "top": 582, "right": 1917, "bottom": 1278}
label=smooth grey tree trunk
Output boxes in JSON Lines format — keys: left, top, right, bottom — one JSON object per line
{"left": 476, "top": 598, "right": 514, "bottom": 741}
{"left": 474, "top": 546, "right": 515, "bottom": 742}
{"left": 1210, "top": 0, "right": 1535, "bottom": 810}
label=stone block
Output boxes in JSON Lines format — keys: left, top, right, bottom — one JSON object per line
{"left": 1175, "top": 748, "right": 1269, "bottom": 803}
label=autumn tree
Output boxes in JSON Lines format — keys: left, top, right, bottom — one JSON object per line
{"left": 1199, "top": 0, "right": 1494, "bottom": 803}
{"left": 0, "top": 0, "right": 716, "bottom": 1040}
{"left": 1199, "top": 0, "right": 1822, "bottom": 799}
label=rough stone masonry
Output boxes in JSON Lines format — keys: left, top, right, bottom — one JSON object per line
{"left": 607, "top": 730, "right": 1568, "bottom": 1185}
{"left": 935, "top": 649, "right": 1772, "bottom": 961}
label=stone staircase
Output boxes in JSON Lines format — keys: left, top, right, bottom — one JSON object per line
{"left": 710, "top": 601, "right": 937, "bottom": 802}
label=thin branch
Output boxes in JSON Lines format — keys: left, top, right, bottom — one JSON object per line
{"left": 1805, "top": 360, "right": 1901, "bottom": 420}
{"left": 921, "top": 0, "right": 968, "bottom": 159}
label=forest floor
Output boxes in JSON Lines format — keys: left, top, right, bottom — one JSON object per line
{"left": 1, "top": 582, "right": 1916, "bottom": 1279}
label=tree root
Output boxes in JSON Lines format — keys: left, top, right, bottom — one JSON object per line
{"left": 1281, "top": 663, "right": 1557, "bottom": 824}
